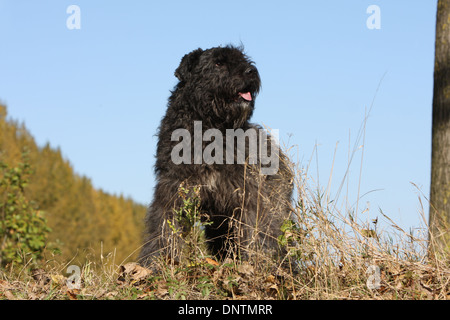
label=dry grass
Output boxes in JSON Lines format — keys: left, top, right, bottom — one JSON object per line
{"left": 0, "top": 153, "right": 448, "bottom": 300}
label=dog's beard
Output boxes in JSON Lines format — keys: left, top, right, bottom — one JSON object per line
{"left": 210, "top": 96, "right": 254, "bottom": 129}
{"left": 204, "top": 82, "right": 259, "bottom": 129}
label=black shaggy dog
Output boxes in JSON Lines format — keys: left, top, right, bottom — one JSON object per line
{"left": 139, "top": 45, "right": 293, "bottom": 266}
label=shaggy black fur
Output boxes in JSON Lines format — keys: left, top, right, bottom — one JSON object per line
{"left": 138, "top": 45, "right": 293, "bottom": 266}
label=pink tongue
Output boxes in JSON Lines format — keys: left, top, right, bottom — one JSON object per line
{"left": 239, "top": 92, "right": 252, "bottom": 101}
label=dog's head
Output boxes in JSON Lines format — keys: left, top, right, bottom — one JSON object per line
{"left": 174, "top": 45, "right": 261, "bottom": 127}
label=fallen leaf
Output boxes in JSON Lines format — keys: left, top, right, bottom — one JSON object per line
{"left": 4, "top": 290, "right": 17, "bottom": 300}
{"left": 238, "top": 263, "right": 254, "bottom": 276}
{"left": 266, "top": 284, "right": 279, "bottom": 296}
{"left": 66, "top": 289, "right": 80, "bottom": 300}
{"left": 266, "top": 275, "right": 276, "bottom": 284}
{"left": 118, "top": 263, "right": 152, "bottom": 284}
{"left": 153, "top": 282, "right": 169, "bottom": 299}
{"left": 104, "top": 291, "right": 119, "bottom": 299}
{"left": 0, "top": 280, "right": 13, "bottom": 290}
{"left": 205, "top": 258, "right": 219, "bottom": 266}
{"left": 51, "top": 274, "right": 66, "bottom": 285}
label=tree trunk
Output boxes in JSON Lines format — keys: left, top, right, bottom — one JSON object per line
{"left": 429, "top": 0, "right": 450, "bottom": 256}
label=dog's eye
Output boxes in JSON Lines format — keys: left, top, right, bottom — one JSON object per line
{"left": 215, "top": 61, "right": 224, "bottom": 67}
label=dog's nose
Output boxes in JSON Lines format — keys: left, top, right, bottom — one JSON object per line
{"left": 245, "top": 66, "right": 256, "bottom": 75}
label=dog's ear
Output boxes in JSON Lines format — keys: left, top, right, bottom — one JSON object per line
{"left": 175, "top": 48, "right": 203, "bottom": 82}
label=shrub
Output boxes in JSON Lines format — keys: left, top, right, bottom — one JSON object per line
{"left": 0, "top": 152, "right": 52, "bottom": 268}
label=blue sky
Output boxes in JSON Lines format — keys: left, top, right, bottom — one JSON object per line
{"left": 0, "top": 1, "right": 437, "bottom": 234}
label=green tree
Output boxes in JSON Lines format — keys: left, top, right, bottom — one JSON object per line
{"left": 0, "top": 153, "right": 52, "bottom": 268}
